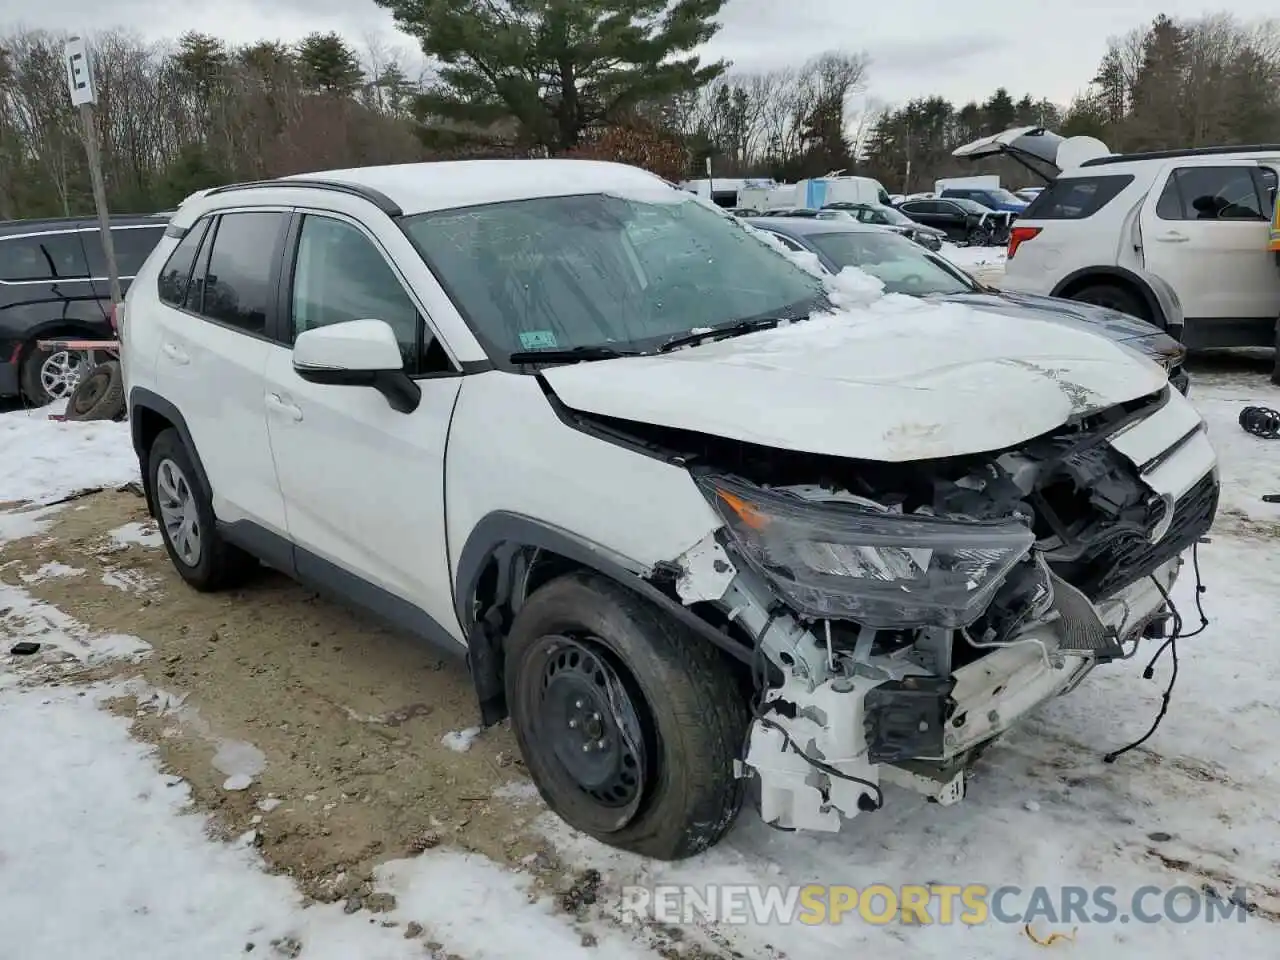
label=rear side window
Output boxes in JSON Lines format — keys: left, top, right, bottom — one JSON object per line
{"left": 157, "top": 220, "right": 210, "bottom": 309}
{"left": 0, "top": 233, "right": 89, "bottom": 281}
{"left": 84, "top": 225, "right": 165, "bottom": 277}
{"left": 196, "top": 212, "right": 287, "bottom": 335}
{"left": 1155, "top": 166, "right": 1266, "bottom": 221}
{"left": 1023, "top": 175, "right": 1134, "bottom": 220}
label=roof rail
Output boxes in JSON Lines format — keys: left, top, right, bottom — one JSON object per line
{"left": 203, "top": 178, "right": 403, "bottom": 216}
{"left": 1080, "top": 143, "right": 1280, "bottom": 167}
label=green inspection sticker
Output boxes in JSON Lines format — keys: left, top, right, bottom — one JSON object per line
{"left": 518, "top": 330, "right": 558, "bottom": 349}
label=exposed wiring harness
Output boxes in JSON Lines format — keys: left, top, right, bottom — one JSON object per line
{"left": 1239, "top": 405, "right": 1280, "bottom": 439}
{"left": 1103, "top": 541, "right": 1209, "bottom": 763}
{"left": 745, "top": 606, "right": 885, "bottom": 828}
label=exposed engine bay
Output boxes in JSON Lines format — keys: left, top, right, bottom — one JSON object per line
{"left": 584, "top": 384, "right": 1219, "bottom": 831}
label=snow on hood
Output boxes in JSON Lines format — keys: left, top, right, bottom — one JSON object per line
{"left": 542, "top": 292, "right": 1168, "bottom": 463}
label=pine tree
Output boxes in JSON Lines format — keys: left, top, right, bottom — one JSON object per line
{"left": 373, "top": 0, "right": 728, "bottom": 150}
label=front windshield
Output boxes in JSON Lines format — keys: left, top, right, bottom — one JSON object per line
{"left": 985, "top": 188, "right": 1025, "bottom": 205}
{"left": 401, "top": 193, "right": 824, "bottom": 359}
{"left": 860, "top": 205, "right": 912, "bottom": 226}
{"left": 805, "top": 230, "right": 977, "bottom": 296}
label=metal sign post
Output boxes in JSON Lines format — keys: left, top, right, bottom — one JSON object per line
{"left": 65, "top": 36, "right": 122, "bottom": 305}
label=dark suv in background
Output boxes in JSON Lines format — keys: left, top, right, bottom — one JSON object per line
{"left": 1, "top": 214, "right": 166, "bottom": 405}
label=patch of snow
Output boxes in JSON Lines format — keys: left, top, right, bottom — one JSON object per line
{"left": 0, "top": 686, "right": 435, "bottom": 960}
{"left": 20, "top": 561, "right": 84, "bottom": 583}
{"left": 212, "top": 738, "right": 267, "bottom": 785}
{"left": 378, "top": 849, "right": 655, "bottom": 959}
{"left": 100, "top": 567, "right": 161, "bottom": 594}
{"left": 258, "top": 797, "right": 284, "bottom": 813}
{"left": 0, "top": 402, "right": 137, "bottom": 505}
{"left": 109, "top": 520, "right": 163, "bottom": 549}
{"left": 441, "top": 726, "right": 483, "bottom": 753}
{"left": 493, "top": 780, "right": 543, "bottom": 805}
{"left": 0, "top": 503, "right": 65, "bottom": 545}
{"left": 0, "top": 581, "right": 150, "bottom": 664}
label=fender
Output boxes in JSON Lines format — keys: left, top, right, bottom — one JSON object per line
{"left": 454, "top": 512, "right": 753, "bottom": 725}
{"left": 1050, "top": 266, "right": 1171, "bottom": 330}
{"left": 127, "top": 387, "right": 212, "bottom": 518}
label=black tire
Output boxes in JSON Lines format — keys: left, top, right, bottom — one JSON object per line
{"left": 18, "top": 341, "right": 90, "bottom": 407}
{"left": 505, "top": 572, "right": 748, "bottom": 860}
{"left": 147, "top": 428, "right": 257, "bottom": 591}
{"left": 65, "top": 360, "right": 125, "bottom": 421}
{"left": 1070, "top": 283, "right": 1150, "bottom": 322}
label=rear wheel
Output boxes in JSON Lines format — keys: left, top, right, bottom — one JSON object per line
{"left": 148, "top": 428, "right": 257, "bottom": 591}
{"left": 505, "top": 572, "right": 748, "bottom": 860}
{"left": 1069, "top": 283, "right": 1150, "bottom": 322}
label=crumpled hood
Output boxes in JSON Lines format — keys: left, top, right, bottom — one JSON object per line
{"left": 941, "top": 290, "right": 1163, "bottom": 342}
{"left": 542, "top": 300, "right": 1169, "bottom": 462}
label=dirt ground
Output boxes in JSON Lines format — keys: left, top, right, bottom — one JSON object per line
{"left": 0, "top": 489, "right": 585, "bottom": 917}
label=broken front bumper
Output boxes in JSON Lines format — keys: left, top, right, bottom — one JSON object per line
{"left": 746, "top": 554, "right": 1183, "bottom": 831}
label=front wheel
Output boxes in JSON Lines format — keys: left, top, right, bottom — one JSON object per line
{"left": 505, "top": 572, "right": 749, "bottom": 860}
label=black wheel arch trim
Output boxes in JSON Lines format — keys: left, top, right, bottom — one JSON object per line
{"left": 1050, "top": 266, "right": 1166, "bottom": 327}
{"left": 128, "top": 387, "right": 213, "bottom": 517}
{"left": 455, "top": 511, "right": 752, "bottom": 725}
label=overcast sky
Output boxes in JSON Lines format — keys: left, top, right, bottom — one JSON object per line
{"left": 2, "top": 0, "right": 1269, "bottom": 107}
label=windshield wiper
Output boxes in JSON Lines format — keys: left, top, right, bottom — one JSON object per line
{"left": 507, "top": 345, "right": 640, "bottom": 365}
{"left": 658, "top": 317, "right": 786, "bottom": 354}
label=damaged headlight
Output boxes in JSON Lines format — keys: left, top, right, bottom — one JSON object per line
{"left": 700, "top": 476, "right": 1035, "bottom": 629}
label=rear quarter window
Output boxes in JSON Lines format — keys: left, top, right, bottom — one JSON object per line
{"left": 1022, "top": 175, "right": 1134, "bottom": 219}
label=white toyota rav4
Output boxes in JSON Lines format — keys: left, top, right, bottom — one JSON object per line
{"left": 121, "top": 160, "right": 1219, "bottom": 860}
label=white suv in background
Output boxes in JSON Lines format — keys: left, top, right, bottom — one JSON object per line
{"left": 955, "top": 126, "right": 1280, "bottom": 353}
{"left": 119, "top": 160, "right": 1218, "bottom": 860}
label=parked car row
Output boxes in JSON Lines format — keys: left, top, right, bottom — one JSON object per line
{"left": 109, "top": 160, "right": 1216, "bottom": 862}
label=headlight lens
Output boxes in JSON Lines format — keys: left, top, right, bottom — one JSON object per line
{"left": 701, "top": 476, "right": 1035, "bottom": 629}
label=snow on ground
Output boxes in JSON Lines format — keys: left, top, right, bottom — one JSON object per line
{"left": 940, "top": 242, "right": 1007, "bottom": 287}
{"left": 109, "top": 519, "right": 165, "bottom": 549}
{"left": 0, "top": 400, "right": 137, "bottom": 504}
{"left": 1, "top": 372, "right": 1278, "bottom": 958}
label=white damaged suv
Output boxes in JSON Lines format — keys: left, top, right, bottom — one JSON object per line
{"left": 120, "top": 160, "right": 1219, "bottom": 859}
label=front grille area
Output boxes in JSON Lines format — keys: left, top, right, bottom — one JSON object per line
{"left": 1077, "top": 471, "right": 1218, "bottom": 599}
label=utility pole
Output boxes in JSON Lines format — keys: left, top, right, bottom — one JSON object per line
{"left": 64, "top": 36, "right": 121, "bottom": 306}
{"left": 705, "top": 155, "right": 715, "bottom": 206}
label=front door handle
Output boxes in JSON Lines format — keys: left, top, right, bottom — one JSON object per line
{"left": 265, "top": 392, "right": 303, "bottom": 422}
{"left": 161, "top": 343, "right": 189, "bottom": 365}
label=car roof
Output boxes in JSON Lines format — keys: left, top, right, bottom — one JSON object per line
{"left": 0, "top": 213, "right": 166, "bottom": 238}
{"left": 277, "top": 160, "right": 674, "bottom": 216}
{"left": 746, "top": 217, "right": 882, "bottom": 237}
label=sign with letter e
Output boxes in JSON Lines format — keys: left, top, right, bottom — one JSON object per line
{"left": 65, "top": 36, "right": 97, "bottom": 106}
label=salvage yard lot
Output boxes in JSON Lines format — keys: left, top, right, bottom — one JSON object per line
{"left": 2, "top": 355, "right": 1279, "bottom": 959}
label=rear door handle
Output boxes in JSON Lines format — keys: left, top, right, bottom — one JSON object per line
{"left": 265, "top": 392, "right": 303, "bottom": 422}
{"left": 1156, "top": 231, "right": 1189, "bottom": 243}
{"left": 161, "top": 343, "right": 190, "bottom": 365}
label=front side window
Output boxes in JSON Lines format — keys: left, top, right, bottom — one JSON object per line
{"left": 402, "top": 192, "right": 822, "bottom": 360}
{"left": 157, "top": 219, "right": 210, "bottom": 308}
{"left": 1156, "top": 166, "right": 1265, "bottom": 221}
{"left": 805, "top": 230, "right": 975, "bottom": 297}
{"left": 0, "top": 233, "right": 89, "bottom": 281}
{"left": 196, "top": 212, "right": 286, "bottom": 334}
{"left": 291, "top": 215, "right": 450, "bottom": 374}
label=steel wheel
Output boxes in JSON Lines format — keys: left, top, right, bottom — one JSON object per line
{"left": 38, "top": 350, "right": 89, "bottom": 400}
{"left": 155, "top": 457, "right": 203, "bottom": 567}
{"left": 537, "top": 635, "right": 648, "bottom": 815}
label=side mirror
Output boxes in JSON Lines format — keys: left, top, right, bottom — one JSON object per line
{"left": 292, "top": 319, "right": 421, "bottom": 414}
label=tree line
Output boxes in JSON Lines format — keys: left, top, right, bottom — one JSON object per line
{"left": 1, "top": 3, "right": 1277, "bottom": 221}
